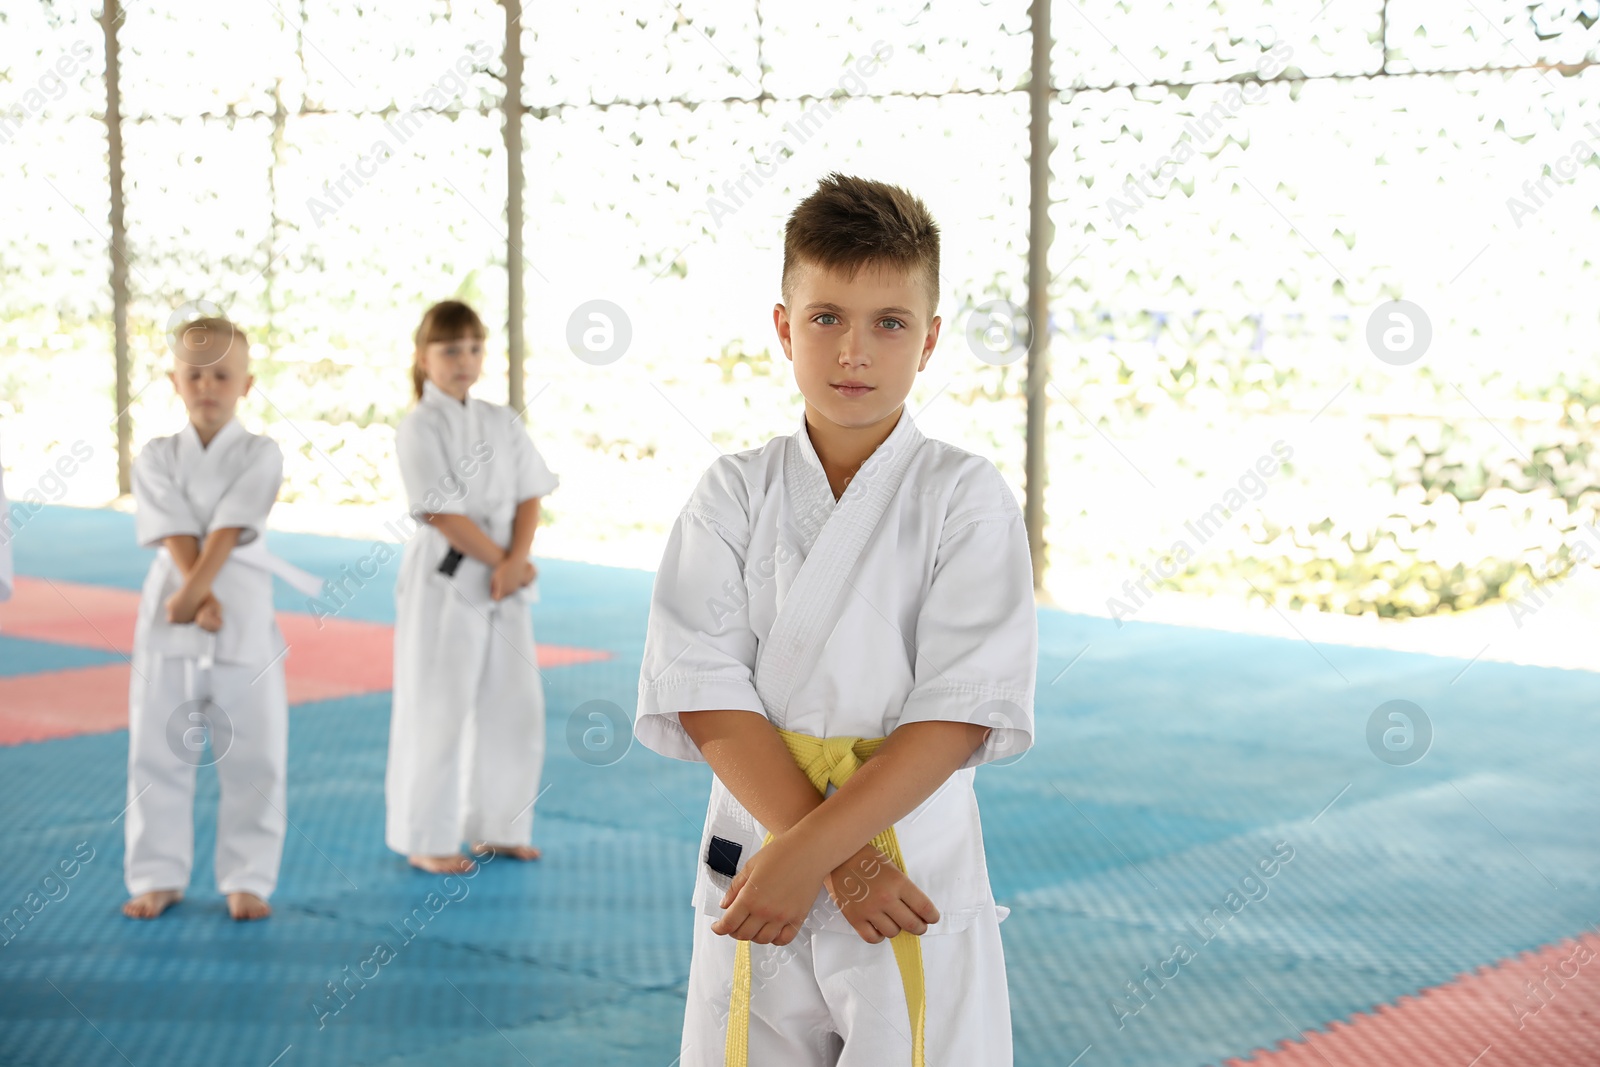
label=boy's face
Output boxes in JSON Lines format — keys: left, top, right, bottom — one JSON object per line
{"left": 775, "top": 259, "right": 940, "bottom": 432}
{"left": 169, "top": 333, "right": 253, "bottom": 438}
{"left": 423, "top": 335, "right": 485, "bottom": 402}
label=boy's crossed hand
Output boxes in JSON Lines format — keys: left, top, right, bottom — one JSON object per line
{"left": 193, "top": 594, "right": 223, "bottom": 632}
{"left": 684, "top": 711, "right": 984, "bottom": 950}
{"left": 167, "top": 587, "right": 224, "bottom": 632}
{"left": 162, "top": 529, "right": 241, "bottom": 634}
{"left": 825, "top": 843, "right": 940, "bottom": 945}
{"left": 713, "top": 833, "right": 940, "bottom": 947}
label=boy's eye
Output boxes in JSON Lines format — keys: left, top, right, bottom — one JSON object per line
{"left": 879, "top": 318, "right": 905, "bottom": 330}
{"left": 815, "top": 313, "right": 839, "bottom": 326}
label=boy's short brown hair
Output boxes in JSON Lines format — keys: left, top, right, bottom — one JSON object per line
{"left": 782, "top": 173, "right": 940, "bottom": 317}
{"left": 172, "top": 316, "right": 249, "bottom": 368}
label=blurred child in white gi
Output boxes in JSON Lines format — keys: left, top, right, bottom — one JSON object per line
{"left": 124, "top": 316, "right": 320, "bottom": 921}
{"left": 385, "top": 300, "right": 559, "bottom": 874}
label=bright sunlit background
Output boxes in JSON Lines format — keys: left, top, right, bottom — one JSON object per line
{"left": 3, "top": 0, "right": 1598, "bottom": 663}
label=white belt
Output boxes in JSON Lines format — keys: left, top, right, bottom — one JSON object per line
{"left": 231, "top": 541, "right": 326, "bottom": 597}
{"left": 184, "top": 630, "right": 218, "bottom": 703}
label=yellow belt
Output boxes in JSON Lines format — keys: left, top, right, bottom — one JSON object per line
{"left": 724, "top": 730, "right": 926, "bottom": 1066}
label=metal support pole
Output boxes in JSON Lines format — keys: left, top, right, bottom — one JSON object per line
{"left": 502, "top": 0, "right": 526, "bottom": 415}
{"left": 101, "top": 1, "right": 130, "bottom": 494}
{"left": 1025, "top": 0, "right": 1054, "bottom": 589}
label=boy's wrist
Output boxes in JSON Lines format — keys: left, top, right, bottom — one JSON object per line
{"left": 770, "top": 820, "right": 838, "bottom": 882}
{"left": 794, "top": 798, "right": 893, "bottom": 877}
{"left": 834, "top": 841, "right": 885, "bottom": 880}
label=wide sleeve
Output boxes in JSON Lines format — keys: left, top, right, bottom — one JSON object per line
{"left": 131, "top": 441, "right": 204, "bottom": 548}
{"left": 894, "top": 465, "right": 1038, "bottom": 769}
{"left": 395, "top": 412, "right": 468, "bottom": 517}
{"left": 208, "top": 438, "right": 283, "bottom": 547}
{"left": 634, "top": 464, "right": 766, "bottom": 762}
{"left": 511, "top": 423, "right": 560, "bottom": 502}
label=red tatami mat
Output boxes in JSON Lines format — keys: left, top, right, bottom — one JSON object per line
{"left": 0, "top": 575, "right": 141, "bottom": 653}
{"left": 0, "top": 576, "right": 611, "bottom": 745}
{"left": 0, "top": 664, "right": 139, "bottom": 744}
{"left": 1226, "top": 932, "right": 1600, "bottom": 1066}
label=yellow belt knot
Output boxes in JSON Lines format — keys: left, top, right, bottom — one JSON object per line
{"left": 724, "top": 729, "right": 925, "bottom": 1067}
{"left": 782, "top": 731, "right": 883, "bottom": 793}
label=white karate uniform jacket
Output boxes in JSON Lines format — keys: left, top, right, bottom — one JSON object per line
{"left": 385, "top": 380, "right": 560, "bottom": 856}
{"left": 131, "top": 418, "right": 301, "bottom": 665}
{"left": 637, "top": 408, "right": 1038, "bottom": 939}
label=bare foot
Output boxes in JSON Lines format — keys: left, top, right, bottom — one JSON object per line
{"left": 409, "top": 853, "right": 476, "bottom": 874}
{"left": 472, "top": 842, "right": 541, "bottom": 860}
{"left": 123, "top": 889, "right": 183, "bottom": 919}
{"left": 226, "top": 892, "right": 272, "bottom": 921}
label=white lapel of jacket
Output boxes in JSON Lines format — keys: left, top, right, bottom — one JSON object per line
{"left": 175, "top": 422, "right": 202, "bottom": 496}
{"left": 754, "top": 408, "right": 926, "bottom": 724}
{"left": 177, "top": 417, "right": 242, "bottom": 519}
{"left": 422, "top": 380, "right": 471, "bottom": 465}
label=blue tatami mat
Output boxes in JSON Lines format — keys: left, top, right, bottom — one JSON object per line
{"left": 1, "top": 505, "right": 1597, "bottom": 1067}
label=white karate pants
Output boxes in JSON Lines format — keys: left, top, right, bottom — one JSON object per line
{"left": 124, "top": 652, "right": 288, "bottom": 898}
{"left": 385, "top": 590, "right": 545, "bottom": 856}
{"left": 680, "top": 907, "right": 1014, "bottom": 1067}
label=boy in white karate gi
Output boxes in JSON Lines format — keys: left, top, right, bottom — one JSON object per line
{"left": 123, "top": 317, "right": 315, "bottom": 921}
{"left": 637, "top": 173, "right": 1039, "bottom": 1066}
{"left": 385, "top": 299, "right": 559, "bottom": 874}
